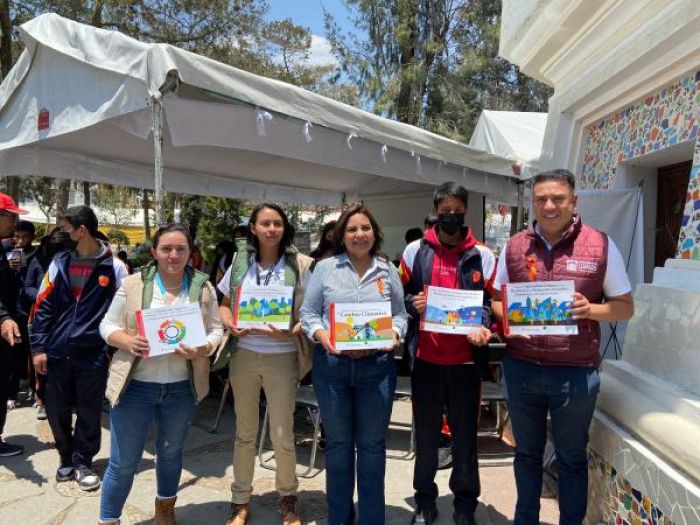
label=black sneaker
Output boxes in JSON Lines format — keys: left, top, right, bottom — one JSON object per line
{"left": 0, "top": 440, "right": 23, "bottom": 457}
{"left": 74, "top": 467, "right": 101, "bottom": 491}
{"left": 453, "top": 511, "right": 476, "bottom": 525}
{"left": 56, "top": 466, "right": 74, "bottom": 482}
{"left": 410, "top": 506, "right": 438, "bottom": 524}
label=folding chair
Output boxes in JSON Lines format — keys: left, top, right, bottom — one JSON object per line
{"left": 193, "top": 372, "right": 233, "bottom": 434}
{"left": 257, "top": 384, "right": 323, "bottom": 478}
{"left": 479, "top": 342, "right": 508, "bottom": 437}
{"left": 387, "top": 375, "right": 415, "bottom": 460}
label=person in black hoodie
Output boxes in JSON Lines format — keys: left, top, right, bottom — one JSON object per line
{"left": 31, "top": 206, "right": 128, "bottom": 490}
{"left": 0, "top": 192, "right": 29, "bottom": 457}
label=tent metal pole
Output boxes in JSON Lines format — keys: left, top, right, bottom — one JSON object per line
{"left": 515, "top": 181, "right": 525, "bottom": 232}
{"left": 152, "top": 96, "right": 165, "bottom": 225}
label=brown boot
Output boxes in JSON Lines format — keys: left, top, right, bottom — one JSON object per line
{"left": 155, "top": 496, "right": 178, "bottom": 525}
{"left": 225, "top": 503, "right": 250, "bottom": 525}
{"left": 280, "top": 495, "right": 301, "bottom": 525}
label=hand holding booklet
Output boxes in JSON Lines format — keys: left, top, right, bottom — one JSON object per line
{"left": 233, "top": 283, "right": 294, "bottom": 330}
{"left": 136, "top": 302, "right": 208, "bottom": 358}
{"left": 502, "top": 280, "right": 578, "bottom": 336}
{"left": 330, "top": 301, "right": 394, "bottom": 351}
{"left": 420, "top": 285, "right": 484, "bottom": 334}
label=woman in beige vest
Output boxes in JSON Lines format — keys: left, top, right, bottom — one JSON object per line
{"left": 98, "top": 224, "right": 223, "bottom": 525}
{"left": 218, "top": 203, "right": 312, "bottom": 525}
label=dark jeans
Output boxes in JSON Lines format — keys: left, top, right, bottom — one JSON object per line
{"left": 411, "top": 358, "right": 481, "bottom": 515}
{"left": 100, "top": 380, "right": 197, "bottom": 521}
{"left": 46, "top": 356, "right": 108, "bottom": 469}
{"left": 312, "top": 346, "right": 397, "bottom": 525}
{"left": 503, "top": 355, "right": 600, "bottom": 525}
{"left": 0, "top": 343, "right": 10, "bottom": 434}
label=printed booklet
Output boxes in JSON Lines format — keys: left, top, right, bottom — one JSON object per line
{"left": 330, "top": 301, "right": 394, "bottom": 351}
{"left": 502, "top": 280, "right": 578, "bottom": 336}
{"left": 233, "top": 283, "right": 294, "bottom": 330}
{"left": 136, "top": 302, "right": 208, "bottom": 358}
{"left": 420, "top": 285, "right": 484, "bottom": 334}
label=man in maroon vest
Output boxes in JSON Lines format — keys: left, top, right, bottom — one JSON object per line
{"left": 491, "top": 169, "right": 634, "bottom": 525}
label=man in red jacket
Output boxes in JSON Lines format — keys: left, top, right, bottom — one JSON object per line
{"left": 491, "top": 169, "right": 634, "bottom": 525}
{"left": 400, "top": 182, "right": 493, "bottom": 525}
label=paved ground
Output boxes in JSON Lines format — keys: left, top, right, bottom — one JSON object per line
{"left": 0, "top": 389, "right": 559, "bottom": 524}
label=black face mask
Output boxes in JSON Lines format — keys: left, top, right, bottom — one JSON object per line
{"left": 55, "top": 231, "right": 77, "bottom": 251}
{"left": 437, "top": 213, "right": 465, "bottom": 236}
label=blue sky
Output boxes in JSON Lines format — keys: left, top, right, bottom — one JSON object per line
{"left": 265, "top": 0, "right": 356, "bottom": 66}
{"left": 266, "top": 0, "right": 354, "bottom": 35}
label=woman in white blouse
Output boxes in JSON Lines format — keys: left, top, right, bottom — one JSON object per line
{"left": 98, "top": 224, "right": 223, "bottom": 525}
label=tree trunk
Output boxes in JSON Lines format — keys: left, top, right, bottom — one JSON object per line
{"left": 0, "top": 0, "right": 13, "bottom": 79}
{"left": 396, "top": 2, "right": 418, "bottom": 125}
{"left": 56, "top": 179, "right": 71, "bottom": 218}
{"left": 142, "top": 189, "right": 151, "bottom": 240}
{"left": 82, "top": 181, "right": 91, "bottom": 205}
{"left": 5, "top": 176, "right": 20, "bottom": 201}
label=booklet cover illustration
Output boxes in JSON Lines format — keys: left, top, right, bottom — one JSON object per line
{"left": 330, "top": 301, "right": 394, "bottom": 351}
{"left": 233, "top": 283, "right": 294, "bottom": 330}
{"left": 502, "top": 280, "right": 578, "bottom": 336}
{"left": 421, "top": 285, "right": 484, "bottom": 334}
{"left": 136, "top": 302, "right": 208, "bottom": 358}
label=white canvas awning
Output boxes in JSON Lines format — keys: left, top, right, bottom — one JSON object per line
{"left": 0, "top": 14, "right": 521, "bottom": 211}
{"left": 469, "top": 110, "right": 547, "bottom": 178}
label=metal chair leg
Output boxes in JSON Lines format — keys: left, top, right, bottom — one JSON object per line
{"left": 258, "top": 403, "right": 323, "bottom": 478}
{"left": 193, "top": 378, "right": 232, "bottom": 433}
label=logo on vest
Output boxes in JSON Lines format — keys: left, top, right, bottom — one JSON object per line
{"left": 566, "top": 260, "right": 598, "bottom": 273}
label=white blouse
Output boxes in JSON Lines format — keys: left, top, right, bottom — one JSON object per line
{"left": 100, "top": 281, "right": 224, "bottom": 384}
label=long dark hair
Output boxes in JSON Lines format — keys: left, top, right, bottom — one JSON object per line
{"left": 309, "top": 220, "right": 337, "bottom": 261}
{"left": 333, "top": 204, "right": 384, "bottom": 257}
{"left": 246, "top": 203, "right": 296, "bottom": 260}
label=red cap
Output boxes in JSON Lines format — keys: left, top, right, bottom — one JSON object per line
{"left": 0, "top": 192, "right": 28, "bottom": 214}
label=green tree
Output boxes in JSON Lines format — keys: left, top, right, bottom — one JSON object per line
{"left": 325, "top": 0, "right": 552, "bottom": 139}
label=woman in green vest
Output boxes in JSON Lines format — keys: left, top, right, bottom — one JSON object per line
{"left": 218, "top": 203, "right": 313, "bottom": 525}
{"left": 98, "top": 224, "right": 224, "bottom": 525}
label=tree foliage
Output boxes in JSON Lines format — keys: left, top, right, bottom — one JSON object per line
{"left": 325, "top": 0, "right": 552, "bottom": 140}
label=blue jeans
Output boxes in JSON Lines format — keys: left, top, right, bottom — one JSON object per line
{"left": 312, "top": 346, "right": 397, "bottom": 525}
{"left": 99, "top": 380, "right": 197, "bottom": 521}
{"left": 503, "top": 355, "right": 600, "bottom": 525}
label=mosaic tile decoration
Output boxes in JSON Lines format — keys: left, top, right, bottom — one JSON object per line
{"left": 580, "top": 71, "right": 700, "bottom": 190}
{"left": 579, "top": 70, "right": 700, "bottom": 259}
{"left": 587, "top": 450, "right": 674, "bottom": 525}
{"left": 677, "top": 138, "right": 700, "bottom": 259}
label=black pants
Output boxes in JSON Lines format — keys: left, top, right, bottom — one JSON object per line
{"left": 0, "top": 343, "right": 10, "bottom": 434}
{"left": 46, "top": 357, "right": 107, "bottom": 469}
{"left": 7, "top": 321, "right": 30, "bottom": 400}
{"left": 411, "top": 359, "right": 481, "bottom": 515}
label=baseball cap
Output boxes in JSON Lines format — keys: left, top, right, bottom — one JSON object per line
{"left": 0, "top": 192, "right": 29, "bottom": 214}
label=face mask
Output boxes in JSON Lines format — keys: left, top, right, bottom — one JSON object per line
{"left": 438, "top": 213, "right": 465, "bottom": 236}
{"left": 56, "top": 231, "right": 78, "bottom": 251}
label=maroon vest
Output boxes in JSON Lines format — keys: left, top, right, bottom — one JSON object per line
{"left": 504, "top": 216, "right": 607, "bottom": 367}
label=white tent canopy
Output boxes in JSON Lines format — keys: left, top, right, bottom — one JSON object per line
{"left": 469, "top": 110, "right": 547, "bottom": 178}
{"left": 0, "top": 14, "right": 520, "bottom": 212}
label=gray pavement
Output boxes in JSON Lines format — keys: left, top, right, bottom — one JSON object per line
{"left": 0, "top": 391, "right": 559, "bottom": 525}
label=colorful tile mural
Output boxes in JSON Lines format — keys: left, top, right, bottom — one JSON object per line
{"left": 580, "top": 71, "right": 700, "bottom": 189}
{"left": 580, "top": 70, "right": 700, "bottom": 260}
{"left": 587, "top": 450, "right": 674, "bottom": 525}
{"left": 678, "top": 139, "right": 700, "bottom": 259}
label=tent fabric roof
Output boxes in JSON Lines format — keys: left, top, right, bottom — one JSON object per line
{"left": 0, "top": 14, "right": 521, "bottom": 205}
{"left": 468, "top": 110, "right": 547, "bottom": 176}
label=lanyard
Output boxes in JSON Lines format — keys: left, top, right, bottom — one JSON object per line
{"left": 255, "top": 256, "right": 283, "bottom": 286}
{"left": 155, "top": 272, "right": 189, "bottom": 297}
